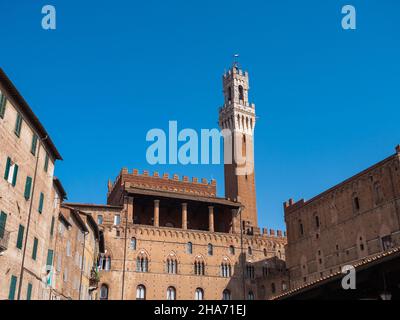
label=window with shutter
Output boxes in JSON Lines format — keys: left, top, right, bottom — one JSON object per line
{"left": 14, "top": 113, "right": 22, "bottom": 137}
{"left": 31, "top": 135, "right": 38, "bottom": 155}
{"left": 8, "top": 275, "right": 18, "bottom": 300}
{"left": 26, "top": 283, "right": 33, "bottom": 300}
{"left": 0, "top": 90, "right": 6, "bottom": 118}
{"left": 46, "top": 249, "right": 54, "bottom": 267}
{"left": 24, "top": 176, "right": 32, "bottom": 200}
{"left": 38, "top": 193, "right": 44, "bottom": 213}
{"left": 0, "top": 211, "right": 7, "bottom": 238}
{"left": 16, "top": 224, "right": 25, "bottom": 249}
{"left": 32, "top": 238, "right": 38, "bottom": 260}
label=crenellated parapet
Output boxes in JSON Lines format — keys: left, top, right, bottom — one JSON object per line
{"left": 107, "top": 168, "right": 217, "bottom": 205}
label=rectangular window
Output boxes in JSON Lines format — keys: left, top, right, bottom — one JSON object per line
{"left": 16, "top": 224, "right": 25, "bottom": 249}
{"left": 66, "top": 240, "right": 71, "bottom": 256}
{"left": 114, "top": 214, "right": 121, "bottom": 225}
{"left": 24, "top": 176, "right": 32, "bottom": 200}
{"left": 8, "top": 275, "right": 18, "bottom": 300}
{"left": 97, "top": 215, "right": 103, "bottom": 225}
{"left": 26, "top": 283, "right": 33, "bottom": 300}
{"left": 0, "top": 90, "right": 6, "bottom": 118}
{"left": 38, "top": 192, "right": 44, "bottom": 213}
{"left": 31, "top": 134, "right": 38, "bottom": 155}
{"left": 4, "top": 157, "right": 19, "bottom": 187}
{"left": 382, "top": 235, "right": 393, "bottom": 251}
{"left": 46, "top": 249, "right": 54, "bottom": 267}
{"left": 0, "top": 211, "right": 7, "bottom": 238}
{"left": 50, "top": 216, "right": 55, "bottom": 236}
{"left": 32, "top": 237, "right": 39, "bottom": 260}
{"left": 44, "top": 153, "right": 49, "bottom": 172}
{"left": 14, "top": 113, "right": 22, "bottom": 137}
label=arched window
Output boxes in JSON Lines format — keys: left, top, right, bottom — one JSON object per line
{"left": 315, "top": 215, "right": 320, "bottom": 228}
{"left": 263, "top": 248, "right": 267, "bottom": 257}
{"left": 247, "top": 291, "right": 254, "bottom": 300}
{"left": 353, "top": 193, "right": 360, "bottom": 211}
{"left": 130, "top": 237, "right": 136, "bottom": 250}
{"left": 195, "top": 288, "right": 204, "bottom": 300}
{"left": 100, "top": 284, "right": 108, "bottom": 300}
{"left": 242, "top": 134, "right": 246, "bottom": 157}
{"left": 246, "top": 264, "right": 255, "bottom": 279}
{"left": 186, "top": 242, "right": 193, "bottom": 254}
{"left": 228, "top": 87, "right": 232, "bottom": 102}
{"left": 136, "top": 254, "right": 149, "bottom": 273}
{"left": 100, "top": 256, "right": 111, "bottom": 271}
{"left": 229, "top": 245, "right": 235, "bottom": 255}
{"left": 166, "top": 257, "right": 178, "bottom": 274}
{"left": 222, "top": 289, "right": 231, "bottom": 300}
{"left": 220, "top": 262, "right": 232, "bottom": 278}
{"left": 194, "top": 259, "right": 205, "bottom": 276}
{"left": 136, "top": 285, "right": 146, "bottom": 300}
{"left": 167, "top": 287, "right": 176, "bottom": 300}
{"left": 247, "top": 246, "right": 252, "bottom": 255}
{"left": 207, "top": 243, "right": 213, "bottom": 256}
{"left": 239, "top": 85, "right": 244, "bottom": 101}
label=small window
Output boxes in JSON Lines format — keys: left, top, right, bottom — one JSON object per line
{"left": 38, "top": 192, "right": 44, "bottom": 214}
{"left": 0, "top": 90, "right": 6, "bottom": 118}
{"left": 16, "top": 224, "right": 25, "bottom": 249}
{"left": 271, "top": 283, "right": 276, "bottom": 294}
{"left": 239, "top": 85, "right": 244, "bottom": 101}
{"left": 136, "top": 255, "right": 148, "bottom": 273}
{"left": 299, "top": 220, "right": 304, "bottom": 236}
{"left": 353, "top": 196, "right": 360, "bottom": 211}
{"left": 166, "top": 258, "right": 178, "bottom": 274}
{"left": 382, "top": 235, "right": 393, "bottom": 251}
{"left": 247, "top": 246, "right": 252, "bottom": 255}
{"left": 315, "top": 215, "right": 320, "bottom": 228}
{"left": 130, "top": 237, "right": 136, "bottom": 250}
{"left": 14, "top": 113, "right": 22, "bottom": 137}
{"left": 100, "top": 285, "right": 109, "bottom": 300}
{"left": 24, "top": 176, "right": 33, "bottom": 200}
{"left": 31, "top": 135, "right": 38, "bottom": 156}
{"left": 44, "top": 153, "right": 49, "bottom": 172}
{"left": 222, "top": 289, "right": 231, "bottom": 300}
{"left": 247, "top": 291, "right": 254, "bottom": 300}
{"left": 195, "top": 288, "right": 204, "bottom": 300}
{"left": 194, "top": 260, "right": 205, "bottom": 276}
{"left": 114, "top": 214, "right": 121, "bottom": 226}
{"left": 167, "top": 287, "right": 176, "bottom": 300}
{"left": 97, "top": 215, "right": 103, "bottom": 225}
{"left": 187, "top": 242, "right": 193, "bottom": 254}
{"left": 229, "top": 245, "right": 235, "bottom": 255}
{"left": 136, "top": 285, "right": 146, "bottom": 300}
{"left": 263, "top": 248, "right": 267, "bottom": 257}
{"left": 207, "top": 243, "right": 213, "bottom": 256}
{"left": 32, "top": 237, "right": 39, "bottom": 260}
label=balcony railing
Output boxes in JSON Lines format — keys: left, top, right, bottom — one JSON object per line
{"left": 0, "top": 227, "right": 10, "bottom": 252}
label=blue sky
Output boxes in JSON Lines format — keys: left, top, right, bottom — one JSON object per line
{"left": 1, "top": 0, "right": 399, "bottom": 231}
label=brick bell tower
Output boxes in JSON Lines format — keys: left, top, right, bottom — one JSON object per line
{"left": 219, "top": 62, "right": 258, "bottom": 231}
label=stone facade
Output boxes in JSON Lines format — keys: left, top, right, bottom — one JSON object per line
{"left": 284, "top": 146, "right": 400, "bottom": 290}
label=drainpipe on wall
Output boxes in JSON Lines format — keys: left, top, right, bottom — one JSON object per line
{"left": 121, "top": 193, "right": 129, "bottom": 300}
{"left": 17, "top": 136, "right": 46, "bottom": 300}
{"left": 78, "top": 229, "right": 88, "bottom": 300}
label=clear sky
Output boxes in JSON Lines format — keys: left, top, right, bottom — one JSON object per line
{"left": 1, "top": 0, "right": 399, "bottom": 231}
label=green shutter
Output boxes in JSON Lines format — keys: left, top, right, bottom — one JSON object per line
{"left": 26, "top": 283, "right": 32, "bottom": 300}
{"left": 4, "top": 157, "right": 11, "bottom": 180}
{"left": 50, "top": 216, "right": 55, "bottom": 236}
{"left": 0, "top": 92, "right": 6, "bottom": 118}
{"left": 0, "top": 211, "right": 7, "bottom": 238}
{"left": 14, "top": 113, "right": 22, "bottom": 137}
{"left": 16, "top": 224, "right": 24, "bottom": 249}
{"left": 8, "top": 275, "right": 17, "bottom": 300}
{"left": 24, "top": 176, "right": 32, "bottom": 200}
{"left": 38, "top": 193, "right": 44, "bottom": 213}
{"left": 11, "top": 164, "right": 18, "bottom": 187}
{"left": 32, "top": 238, "right": 38, "bottom": 260}
{"left": 44, "top": 153, "right": 49, "bottom": 172}
{"left": 31, "top": 135, "right": 38, "bottom": 155}
{"left": 46, "top": 249, "right": 54, "bottom": 267}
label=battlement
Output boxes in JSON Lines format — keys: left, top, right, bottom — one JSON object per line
{"left": 223, "top": 66, "right": 249, "bottom": 79}
{"left": 107, "top": 168, "right": 217, "bottom": 204}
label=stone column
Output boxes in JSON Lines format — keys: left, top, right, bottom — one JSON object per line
{"left": 154, "top": 200, "right": 160, "bottom": 227}
{"left": 208, "top": 206, "right": 214, "bottom": 232}
{"left": 182, "top": 203, "right": 187, "bottom": 230}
